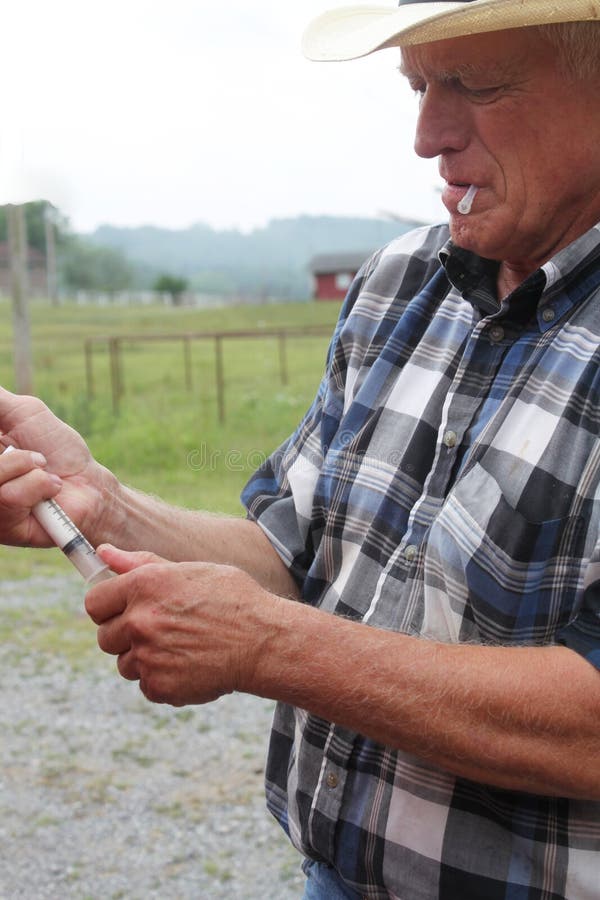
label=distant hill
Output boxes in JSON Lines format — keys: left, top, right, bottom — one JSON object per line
{"left": 85, "top": 214, "right": 427, "bottom": 300}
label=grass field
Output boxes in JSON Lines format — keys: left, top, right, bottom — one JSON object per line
{"left": 0, "top": 296, "right": 341, "bottom": 578}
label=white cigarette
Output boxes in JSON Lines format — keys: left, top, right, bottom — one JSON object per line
{"left": 457, "top": 184, "right": 478, "bottom": 215}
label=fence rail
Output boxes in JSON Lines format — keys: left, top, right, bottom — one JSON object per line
{"left": 84, "top": 326, "right": 334, "bottom": 422}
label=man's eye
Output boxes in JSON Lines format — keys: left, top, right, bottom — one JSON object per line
{"left": 463, "top": 84, "right": 504, "bottom": 101}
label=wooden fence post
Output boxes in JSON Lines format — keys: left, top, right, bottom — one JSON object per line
{"left": 82, "top": 325, "right": 336, "bottom": 422}
{"left": 85, "top": 339, "right": 94, "bottom": 399}
{"left": 109, "top": 338, "right": 122, "bottom": 414}
{"left": 183, "top": 337, "right": 192, "bottom": 391}
{"left": 215, "top": 335, "right": 225, "bottom": 424}
{"left": 278, "top": 332, "right": 288, "bottom": 386}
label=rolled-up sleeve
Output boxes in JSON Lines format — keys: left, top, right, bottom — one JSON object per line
{"left": 240, "top": 262, "right": 370, "bottom": 590}
{"left": 241, "top": 381, "right": 326, "bottom": 589}
{"left": 557, "top": 557, "right": 600, "bottom": 670}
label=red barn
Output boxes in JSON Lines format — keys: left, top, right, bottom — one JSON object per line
{"left": 309, "top": 252, "right": 374, "bottom": 301}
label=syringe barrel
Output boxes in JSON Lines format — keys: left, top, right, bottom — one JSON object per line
{"left": 59, "top": 532, "right": 114, "bottom": 584}
{"left": 32, "top": 497, "right": 83, "bottom": 551}
{"left": 33, "top": 499, "right": 115, "bottom": 584}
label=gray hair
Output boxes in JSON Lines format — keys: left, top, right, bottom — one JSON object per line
{"left": 536, "top": 22, "right": 600, "bottom": 80}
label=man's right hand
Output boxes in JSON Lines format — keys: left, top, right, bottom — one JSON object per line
{"left": 0, "top": 389, "right": 299, "bottom": 598}
{"left": 0, "top": 387, "right": 116, "bottom": 548}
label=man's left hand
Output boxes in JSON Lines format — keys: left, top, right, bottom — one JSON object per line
{"left": 85, "top": 545, "right": 279, "bottom": 706}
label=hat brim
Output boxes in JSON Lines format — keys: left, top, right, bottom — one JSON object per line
{"left": 302, "top": 0, "right": 600, "bottom": 61}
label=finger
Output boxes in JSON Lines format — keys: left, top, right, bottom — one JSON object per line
{"left": 0, "top": 466, "right": 63, "bottom": 507}
{"left": 96, "top": 616, "right": 131, "bottom": 656}
{"left": 0, "top": 446, "right": 51, "bottom": 479}
{"left": 85, "top": 575, "right": 130, "bottom": 625}
{"left": 117, "top": 650, "right": 141, "bottom": 682}
{"left": 96, "top": 544, "right": 167, "bottom": 574}
{"left": 0, "top": 446, "right": 47, "bottom": 469}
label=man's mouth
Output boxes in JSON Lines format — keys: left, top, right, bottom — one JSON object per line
{"left": 457, "top": 185, "right": 479, "bottom": 215}
{"left": 442, "top": 182, "right": 480, "bottom": 215}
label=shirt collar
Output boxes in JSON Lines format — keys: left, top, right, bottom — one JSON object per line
{"left": 439, "top": 222, "right": 600, "bottom": 322}
{"left": 439, "top": 242, "right": 501, "bottom": 316}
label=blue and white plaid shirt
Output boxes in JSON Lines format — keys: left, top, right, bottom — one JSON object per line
{"left": 242, "top": 222, "right": 600, "bottom": 899}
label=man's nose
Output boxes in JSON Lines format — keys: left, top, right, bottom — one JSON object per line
{"left": 413, "top": 86, "right": 471, "bottom": 159}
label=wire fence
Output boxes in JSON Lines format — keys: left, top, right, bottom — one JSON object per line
{"left": 84, "top": 326, "right": 334, "bottom": 423}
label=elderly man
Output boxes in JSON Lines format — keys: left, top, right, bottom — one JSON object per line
{"left": 1, "top": 1, "right": 600, "bottom": 897}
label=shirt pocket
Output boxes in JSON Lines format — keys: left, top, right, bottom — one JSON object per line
{"left": 415, "top": 462, "right": 585, "bottom": 646}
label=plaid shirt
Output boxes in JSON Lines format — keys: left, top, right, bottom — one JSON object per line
{"left": 242, "top": 223, "right": 600, "bottom": 899}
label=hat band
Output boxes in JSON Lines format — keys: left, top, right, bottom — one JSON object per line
{"left": 398, "top": 0, "right": 478, "bottom": 5}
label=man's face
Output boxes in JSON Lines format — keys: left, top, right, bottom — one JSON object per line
{"left": 401, "top": 29, "right": 600, "bottom": 272}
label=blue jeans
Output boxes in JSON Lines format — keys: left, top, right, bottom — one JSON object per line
{"left": 301, "top": 860, "right": 362, "bottom": 899}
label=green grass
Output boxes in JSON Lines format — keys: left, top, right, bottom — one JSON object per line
{"left": 0, "top": 296, "right": 341, "bottom": 578}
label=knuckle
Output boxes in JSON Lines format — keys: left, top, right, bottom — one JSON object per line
{"left": 140, "top": 551, "right": 161, "bottom": 565}
{"left": 133, "top": 562, "right": 164, "bottom": 590}
{"left": 116, "top": 655, "right": 137, "bottom": 682}
{"left": 126, "top": 609, "right": 149, "bottom": 642}
{"left": 83, "top": 590, "right": 97, "bottom": 618}
{"left": 140, "top": 677, "right": 168, "bottom": 704}
{"left": 96, "top": 627, "right": 112, "bottom": 653}
{"left": 127, "top": 568, "right": 157, "bottom": 604}
{"left": 25, "top": 394, "right": 47, "bottom": 411}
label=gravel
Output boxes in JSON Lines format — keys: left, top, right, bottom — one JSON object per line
{"left": 0, "top": 576, "right": 305, "bottom": 899}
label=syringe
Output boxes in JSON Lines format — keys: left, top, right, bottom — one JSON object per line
{"left": 3, "top": 445, "right": 114, "bottom": 585}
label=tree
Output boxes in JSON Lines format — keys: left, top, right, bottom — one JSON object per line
{"left": 153, "top": 273, "right": 189, "bottom": 306}
{"left": 60, "top": 238, "right": 134, "bottom": 294}
{"left": 1, "top": 200, "right": 68, "bottom": 305}
{"left": 0, "top": 200, "right": 69, "bottom": 254}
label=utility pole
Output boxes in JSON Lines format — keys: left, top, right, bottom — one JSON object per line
{"left": 45, "top": 203, "right": 58, "bottom": 305}
{"left": 7, "top": 203, "right": 33, "bottom": 394}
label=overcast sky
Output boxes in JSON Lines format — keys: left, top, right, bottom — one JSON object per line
{"left": 2, "top": 0, "right": 446, "bottom": 234}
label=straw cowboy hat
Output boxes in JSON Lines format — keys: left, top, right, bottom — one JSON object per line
{"left": 302, "top": 0, "right": 600, "bottom": 60}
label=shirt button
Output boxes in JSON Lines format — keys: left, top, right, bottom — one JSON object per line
{"left": 326, "top": 772, "right": 339, "bottom": 789}
{"left": 404, "top": 544, "right": 418, "bottom": 562}
{"left": 443, "top": 430, "right": 457, "bottom": 449}
{"left": 489, "top": 325, "right": 505, "bottom": 342}
{"left": 542, "top": 307, "right": 555, "bottom": 323}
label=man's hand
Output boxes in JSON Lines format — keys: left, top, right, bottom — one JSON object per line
{"left": 84, "top": 548, "right": 600, "bottom": 797}
{"left": 85, "top": 545, "right": 281, "bottom": 706}
{"left": 0, "top": 387, "right": 114, "bottom": 547}
{"left": 0, "top": 388, "right": 300, "bottom": 598}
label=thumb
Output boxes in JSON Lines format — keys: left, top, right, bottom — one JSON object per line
{"left": 96, "top": 544, "right": 167, "bottom": 574}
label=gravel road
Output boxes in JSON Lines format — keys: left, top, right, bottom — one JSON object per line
{"left": 0, "top": 576, "right": 305, "bottom": 899}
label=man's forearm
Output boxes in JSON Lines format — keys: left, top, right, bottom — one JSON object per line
{"left": 98, "top": 480, "right": 299, "bottom": 598}
{"left": 248, "top": 596, "right": 600, "bottom": 798}
{"left": 84, "top": 547, "right": 600, "bottom": 799}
